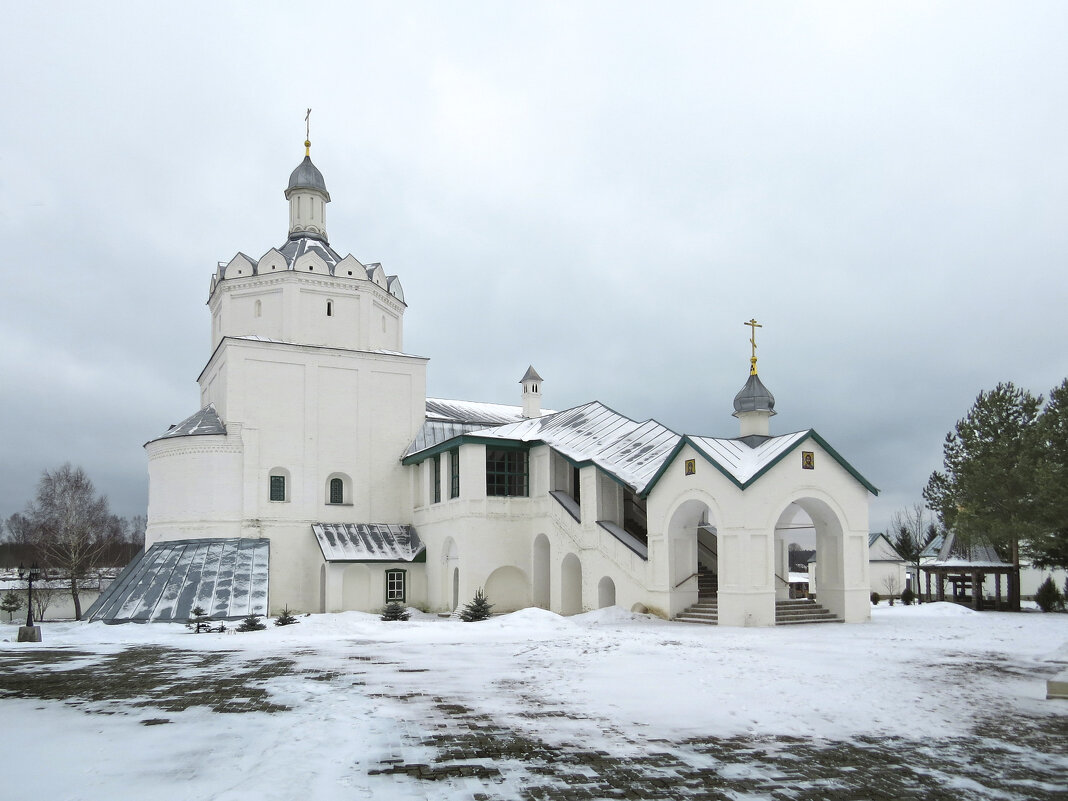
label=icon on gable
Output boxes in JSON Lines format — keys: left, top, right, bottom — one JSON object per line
{"left": 801, "top": 451, "right": 815, "bottom": 470}
{"left": 684, "top": 459, "right": 696, "bottom": 476}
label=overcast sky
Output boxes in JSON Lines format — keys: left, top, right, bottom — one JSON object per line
{"left": 2, "top": 2, "right": 1066, "bottom": 536}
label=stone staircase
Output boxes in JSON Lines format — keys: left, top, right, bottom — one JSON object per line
{"left": 674, "top": 578, "right": 843, "bottom": 626}
{"left": 773, "top": 599, "right": 842, "bottom": 625}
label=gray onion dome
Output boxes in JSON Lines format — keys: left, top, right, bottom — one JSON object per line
{"left": 732, "top": 373, "right": 776, "bottom": 416}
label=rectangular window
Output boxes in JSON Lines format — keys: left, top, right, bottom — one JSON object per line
{"left": 269, "top": 475, "right": 286, "bottom": 502}
{"left": 449, "top": 449, "right": 460, "bottom": 499}
{"left": 486, "top": 449, "right": 529, "bottom": 497}
{"left": 385, "top": 569, "right": 406, "bottom": 602}
{"left": 432, "top": 455, "right": 442, "bottom": 504}
{"left": 329, "top": 478, "right": 344, "bottom": 505}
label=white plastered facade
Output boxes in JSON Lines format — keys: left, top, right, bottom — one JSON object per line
{"left": 145, "top": 149, "right": 877, "bottom": 626}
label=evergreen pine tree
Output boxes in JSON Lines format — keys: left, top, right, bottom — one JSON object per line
{"left": 460, "top": 587, "right": 493, "bottom": 621}
{"left": 274, "top": 605, "right": 299, "bottom": 626}
{"left": 1, "top": 591, "right": 23, "bottom": 622}
{"left": 900, "top": 587, "right": 916, "bottom": 606}
{"left": 237, "top": 613, "right": 267, "bottom": 632}
{"left": 1034, "top": 576, "right": 1065, "bottom": 613}
{"left": 380, "top": 601, "right": 411, "bottom": 621}
{"left": 186, "top": 605, "right": 214, "bottom": 634}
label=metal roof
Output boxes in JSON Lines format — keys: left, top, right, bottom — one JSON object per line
{"left": 469, "top": 401, "right": 682, "bottom": 494}
{"left": 732, "top": 373, "right": 776, "bottom": 415}
{"left": 279, "top": 233, "right": 342, "bottom": 268}
{"left": 286, "top": 154, "right": 330, "bottom": 199}
{"left": 312, "top": 523, "right": 425, "bottom": 562}
{"left": 520, "top": 365, "right": 543, "bottom": 383}
{"left": 150, "top": 404, "right": 226, "bottom": 444}
{"left": 425, "top": 398, "right": 531, "bottom": 425}
{"left": 688, "top": 431, "right": 809, "bottom": 485}
{"left": 927, "top": 530, "right": 1011, "bottom": 569}
{"left": 83, "top": 538, "right": 269, "bottom": 623}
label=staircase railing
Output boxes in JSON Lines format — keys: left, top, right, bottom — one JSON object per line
{"left": 674, "top": 572, "right": 699, "bottom": 589}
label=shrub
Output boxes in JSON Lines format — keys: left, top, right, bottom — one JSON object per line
{"left": 870, "top": 592, "right": 881, "bottom": 605}
{"left": 460, "top": 587, "right": 494, "bottom": 622}
{"left": 900, "top": 587, "right": 916, "bottom": 606}
{"left": 237, "top": 614, "right": 267, "bottom": 632}
{"left": 274, "top": 605, "right": 299, "bottom": 626}
{"left": 186, "top": 605, "right": 214, "bottom": 634}
{"left": 380, "top": 601, "right": 411, "bottom": 622}
{"left": 1034, "top": 576, "right": 1065, "bottom": 613}
{"left": 1, "top": 591, "right": 23, "bottom": 622}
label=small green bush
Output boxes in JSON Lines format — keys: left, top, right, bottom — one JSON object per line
{"left": 900, "top": 587, "right": 916, "bottom": 606}
{"left": 274, "top": 605, "right": 299, "bottom": 626}
{"left": 186, "top": 605, "right": 214, "bottom": 634}
{"left": 380, "top": 601, "right": 411, "bottom": 621}
{"left": 870, "top": 592, "right": 881, "bottom": 606}
{"left": 1034, "top": 576, "right": 1065, "bottom": 613}
{"left": 460, "top": 587, "right": 494, "bottom": 622}
{"left": 237, "top": 614, "right": 267, "bottom": 632}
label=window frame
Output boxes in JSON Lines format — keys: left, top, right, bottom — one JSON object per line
{"left": 328, "top": 477, "right": 344, "bottom": 504}
{"left": 486, "top": 448, "right": 529, "bottom": 498}
{"left": 269, "top": 474, "right": 286, "bottom": 502}
{"left": 385, "top": 569, "right": 406, "bottom": 603}
{"left": 449, "top": 448, "right": 460, "bottom": 499}
{"left": 432, "top": 454, "right": 442, "bottom": 504}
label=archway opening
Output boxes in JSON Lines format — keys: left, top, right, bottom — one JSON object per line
{"left": 775, "top": 503, "right": 816, "bottom": 601}
{"left": 597, "top": 576, "right": 616, "bottom": 609}
{"left": 666, "top": 499, "right": 718, "bottom": 601}
{"left": 533, "top": 534, "right": 550, "bottom": 609}
{"left": 561, "top": 553, "right": 583, "bottom": 615}
{"left": 779, "top": 496, "right": 856, "bottom": 620}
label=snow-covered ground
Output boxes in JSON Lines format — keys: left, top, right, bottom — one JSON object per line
{"left": 1, "top": 603, "right": 1066, "bottom": 800}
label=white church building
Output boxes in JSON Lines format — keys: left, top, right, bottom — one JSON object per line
{"left": 87, "top": 140, "right": 878, "bottom": 627}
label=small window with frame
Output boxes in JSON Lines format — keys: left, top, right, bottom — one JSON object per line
{"left": 269, "top": 474, "right": 286, "bottom": 502}
{"left": 385, "top": 569, "right": 406, "bottom": 603}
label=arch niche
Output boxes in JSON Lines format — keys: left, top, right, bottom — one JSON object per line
{"left": 532, "top": 534, "right": 550, "bottom": 609}
{"left": 597, "top": 576, "right": 616, "bottom": 609}
{"left": 442, "top": 538, "right": 460, "bottom": 612}
{"left": 561, "top": 553, "right": 583, "bottom": 615}
{"left": 485, "top": 566, "right": 531, "bottom": 613}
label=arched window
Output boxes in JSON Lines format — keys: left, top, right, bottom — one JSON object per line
{"left": 326, "top": 473, "right": 351, "bottom": 505}
{"left": 254, "top": 299, "right": 262, "bottom": 318}
{"left": 326, "top": 300, "right": 333, "bottom": 317}
{"left": 269, "top": 468, "right": 291, "bottom": 502}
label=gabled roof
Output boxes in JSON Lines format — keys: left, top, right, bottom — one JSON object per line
{"left": 148, "top": 404, "right": 226, "bottom": 444}
{"left": 312, "top": 523, "right": 425, "bottom": 562}
{"left": 404, "top": 398, "right": 878, "bottom": 498}
{"left": 83, "top": 537, "right": 269, "bottom": 623}
{"left": 926, "top": 530, "right": 1011, "bottom": 569}
{"left": 920, "top": 533, "right": 945, "bottom": 559}
{"left": 647, "top": 429, "right": 879, "bottom": 497}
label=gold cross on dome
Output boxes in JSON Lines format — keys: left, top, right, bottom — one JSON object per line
{"left": 305, "top": 108, "right": 312, "bottom": 155}
{"left": 744, "top": 318, "right": 762, "bottom": 375}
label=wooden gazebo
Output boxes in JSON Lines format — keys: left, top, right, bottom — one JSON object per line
{"left": 921, "top": 531, "right": 1014, "bottom": 611}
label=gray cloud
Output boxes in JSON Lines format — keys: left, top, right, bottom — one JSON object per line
{"left": 2, "top": 2, "right": 1066, "bottom": 535}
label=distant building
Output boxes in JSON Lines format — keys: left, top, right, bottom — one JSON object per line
{"left": 88, "top": 140, "right": 879, "bottom": 627}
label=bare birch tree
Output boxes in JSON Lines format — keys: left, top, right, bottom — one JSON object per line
{"left": 27, "top": 464, "right": 112, "bottom": 620}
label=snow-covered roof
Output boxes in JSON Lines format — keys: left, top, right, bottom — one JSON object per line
{"left": 406, "top": 399, "right": 877, "bottom": 497}
{"left": 149, "top": 405, "right": 226, "bottom": 444}
{"left": 312, "top": 523, "right": 425, "bottom": 562}
{"left": 473, "top": 401, "right": 682, "bottom": 494}
{"left": 425, "top": 398, "right": 531, "bottom": 425}
{"left": 83, "top": 538, "right": 269, "bottom": 624}
{"left": 687, "top": 431, "right": 809, "bottom": 485}
{"left": 925, "top": 530, "right": 1011, "bottom": 569}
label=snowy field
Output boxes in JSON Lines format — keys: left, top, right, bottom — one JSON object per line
{"left": 1, "top": 603, "right": 1066, "bottom": 800}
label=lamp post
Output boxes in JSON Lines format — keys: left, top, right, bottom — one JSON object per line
{"left": 17, "top": 562, "right": 43, "bottom": 642}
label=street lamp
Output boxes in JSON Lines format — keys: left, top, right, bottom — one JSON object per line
{"left": 17, "top": 563, "right": 43, "bottom": 641}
